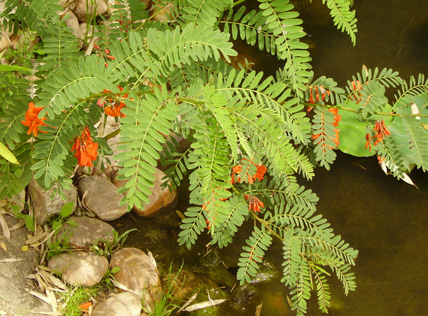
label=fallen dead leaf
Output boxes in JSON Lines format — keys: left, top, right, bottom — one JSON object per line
{"left": 0, "top": 241, "right": 7, "bottom": 251}
{"left": 183, "top": 299, "right": 227, "bottom": 312}
{"left": 0, "top": 214, "right": 10, "bottom": 238}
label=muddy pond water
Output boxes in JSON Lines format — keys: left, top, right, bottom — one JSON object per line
{"left": 114, "top": 1, "right": 428, "bottom": 315}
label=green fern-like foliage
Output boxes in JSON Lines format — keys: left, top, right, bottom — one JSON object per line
{"left": 319, "top": 0, "right": 358, "bottom": 45}
{"left": 5, "top": 1, "right": 428, "bottom": 315}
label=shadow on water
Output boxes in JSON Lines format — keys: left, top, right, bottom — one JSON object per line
{"left": 115, "top": 1, "right": 428, "bottom": 315}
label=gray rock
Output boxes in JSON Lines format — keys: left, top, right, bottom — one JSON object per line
{"left": 93, "top": 292, "right": 142, "bottom": 316}
{"left": 73, "top": 0, "right": 108, "bottom": 22}
{"left": 48, "top": 252, "right": 108, "bottom": 286}
{"left": 110, "top": 248, "right": 162, "bottom": 308}
{"left": 60, "top": 216, "right": 116, "bottom": 249}
{"left": 28, "top": 179, "right": 77, "bottom": 225}
{"left": 78, "top": 176, "right": 128, "bottom": 221}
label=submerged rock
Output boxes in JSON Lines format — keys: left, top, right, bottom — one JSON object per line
{"left": 78, "top": 175, "right": 127, "bottom": 221}
{"left": 28, "top": 179, "right": 77, "bottom": 225}
{"left": 59, "top": 216, "right": 116, "bottom": 249}
{"left": 48, "top": 252, "right": 108, "bottom": 287}
{"left": 92, "top": 292, "right": 142, "bottom": 316}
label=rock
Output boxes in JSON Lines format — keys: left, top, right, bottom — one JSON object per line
{"left": 110, "top": 248, "right": 162, "bottom": 308}
{"left": 152, "top": 3, "right": 174, "bottom": 22}
{"left": 28, "top": 179, "right": 77, "bottom": 225}
{"left": 61, "top": 10, "right": 81, "bottom": 38}
{"left": 73, "top": 0, "right": 108, "bottom": 22}
{"left": 48, "top": 251, "right": 108, "bottom": 287}
{"left": 92, "top": 292, "right": 142, "bottom": 316}
{"left": 113, "top": 168, "right": 177, "bottom": 218}
{"left": 59, "top": 216, "right": 116, "bottom": 249}
{"left": 78, "top": 175, "right": 127, "bottom": 221}
{"left": 79, "top": 22, "right": 95, "bottom": 40}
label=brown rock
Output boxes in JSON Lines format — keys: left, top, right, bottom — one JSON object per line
{"left": 93, "top": 292, "right": 142, "bottom": 316}
{"left": 61, "top": 10, "right": 81, "bottom": 38}
{"left": 73, "top": 0, "right": 108, "bottom": 22}
{"left": 113, "top": 168, "right": 177, "bottom": 218}
{"left": 110, "top": 248, "right": 162, "bottom": 303}
{"left": 60, "top": 216, "right": 116, "bottom": 249}
{"left": 28, "top": 179, "right": 77, "bottom": 225}
{"left": 78, "top": 175, "right": 127, "bottom": 221}
{"left": 48, "top": 252, "right": 108, "bottom": 286}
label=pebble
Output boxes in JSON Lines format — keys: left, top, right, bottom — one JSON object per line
{"left": 92, "top": 292, "right": 142, "bottom": 316}
{"left": 48, "top": 252, "right": 108, "bottom": 287}
{"left": 59, "top": 216, "right": 116, "bottom": 249}
{"left": 78, "top": 175, "right": 128, "bottom": 221}
{"left": 110, "top": 247, "right": 162, "bottom": 308}
{"left": 28, "top": 179, "right": 77, "bottom": 225}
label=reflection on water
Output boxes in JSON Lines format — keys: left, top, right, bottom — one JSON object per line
{"left": 302, "top": 153, "right": 428, "bottom": 315}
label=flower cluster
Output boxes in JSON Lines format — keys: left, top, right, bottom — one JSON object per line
{"left": 349, "top": 80, "right": 364, "bottom": 103}
{"left": 71, "top": 126, "right": 98, "bottom": 167}
{"left": 365, "top": 119, "right": 391, "bottom": 151}
{"left": 21, "top": 102, "right": 47, "bottom": 137}
{"left": 312, "top": 108, "right": 341, "bottom": 148}
{"left": 231, "top": 159, "right": 267, "bottom": 184}
{"left": 244, "top": 194, "right": 264, "bottom": 212}
{"left": 97, "top": 86, "right": 128, "bottom": 118}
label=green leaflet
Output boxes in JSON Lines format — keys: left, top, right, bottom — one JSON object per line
{"left": 320, "top": 0, "right": 358, "bottom": 45}
{"left": 237, "top": 227, "right": 273, "bottom": 284}
{"left": 116, "top": 87, "right": 178, "bottom": 211}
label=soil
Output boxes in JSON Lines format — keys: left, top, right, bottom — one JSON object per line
{"left": 0, "top": 215, "right": 51, "bottom": 316}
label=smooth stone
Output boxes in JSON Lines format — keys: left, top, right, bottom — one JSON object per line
{"left": 73, "top": 0, "right": 108, "bottom": 22}
{"left": 48, "top": 252, "right": 108, "bottom": 287}
{"left": 59, "top": 216, "right": 116, "bottom": 249}
{"left": 113, "top": 168, "right": 177, "bottom": 218}
{"left": 78, "top": 175, "right": 127, "bottom": 221}
{"left": 110, "top": 248, "right": 162, "bottom": 305}
{"left": 152, "top": 3, "right": 174, "bottom": 22}
{"left": 28, "top": 179, "right": 77, "bottom": 225}
{"left": 92, "top": 292, "right": 142, "bottom": 316}
{"left": 60, "top": 10, "right": 81, "bottom": 38}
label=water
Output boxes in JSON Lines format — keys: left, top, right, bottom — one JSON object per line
{"left": 254, "top": 1, "right": 428, "bottom": 314}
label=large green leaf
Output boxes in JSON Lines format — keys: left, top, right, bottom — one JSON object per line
{"left": 337, "top": 100, "right": 393, "bottom": 157}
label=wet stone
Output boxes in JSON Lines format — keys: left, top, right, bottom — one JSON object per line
{"left": 110, "top": 248, "right": 162, "bottom": 303}
{"left": 113, "top": 168, "right": 177, "bottom": 218}
{"left": 48, "top": 252, "right": 108, "bottom": 287}
{"left": 28, "top": 178, "right": 77, "bottom": 225}
{"left": 78, "top": 175, "right": 127, "bottom": 221}
{"left": 60, "top": 216, "right": 116, "bottom": 249}
{"left": 92, "top": 292, "right": 142, "bottom": 316}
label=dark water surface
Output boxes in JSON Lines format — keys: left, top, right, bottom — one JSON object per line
{"left": 254, "top": 1, "right": 428, "bottom": 315}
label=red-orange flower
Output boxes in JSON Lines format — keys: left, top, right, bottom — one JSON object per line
{"left": 365, "top": 119, "right": 391, "bottom": 152}
{"left": 349, "top": 80, "right": 364, "bottom": 103}
{"left": 231, "top": 161, "right": 267, "bottom": 184}
{"left": 71, "top": 126, "right": 98, "bottom": 167}
{"left": 21, "top": 102, "right": 47, "bottom": 137}
{"left": 101, "top": 87, "right": 128, "bottom": 118}
{"left": 244, "top": 194, "right": 264, "bottom": 212}
{"left": 307, "top": 85, "right": 331, "bottom": 104}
